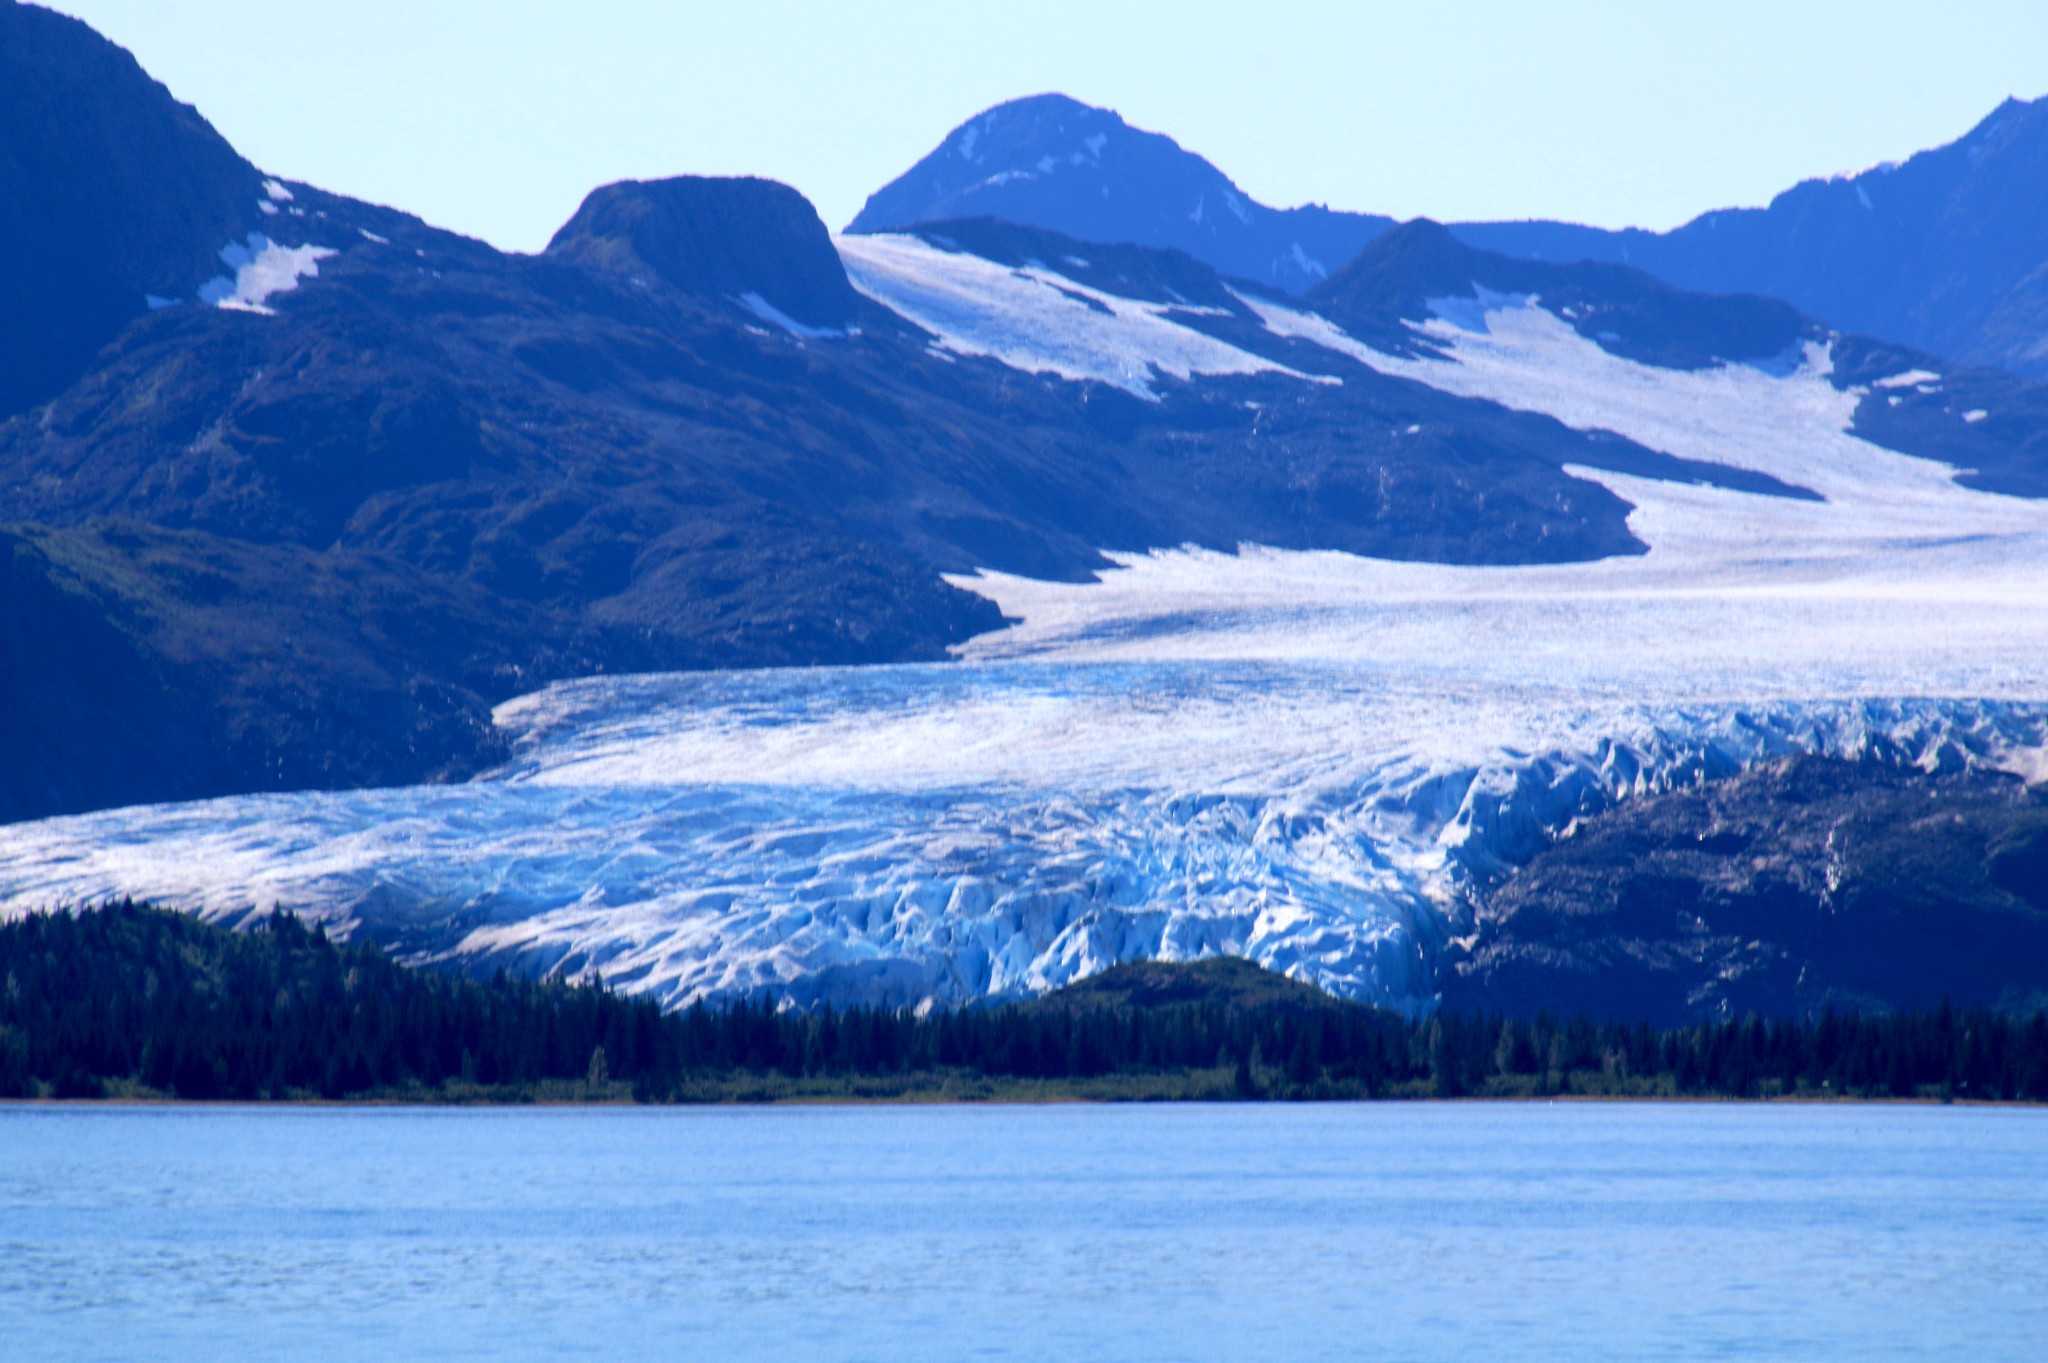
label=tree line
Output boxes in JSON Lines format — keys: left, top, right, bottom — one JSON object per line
{"left": 4, "top": 902, "right": 2046, "bottom": 1103}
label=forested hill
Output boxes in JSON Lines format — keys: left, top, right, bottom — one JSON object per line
{"left": 0, "top": 900, "right": 668, "bottom": 1100}
{"left": 4, "top": 903, "right": 2046, "bottom": 1104}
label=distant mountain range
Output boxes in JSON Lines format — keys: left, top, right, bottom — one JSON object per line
{"left": 860, "top": 91, "right": 2048, "bottom": 380}
{"left": 1457, "top": 97, "right": 2048, "bottom": 380}
{"left": 3, "top": 1, "right": 2047, "bottom": 1023}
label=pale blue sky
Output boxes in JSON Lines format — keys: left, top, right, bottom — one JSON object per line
{"left": 44, "top": 0, "right": 2048, "bottom": 253}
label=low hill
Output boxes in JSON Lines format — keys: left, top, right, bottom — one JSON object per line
{"left": 1025, "top": 956, "right": 1350, "bottom": 1014}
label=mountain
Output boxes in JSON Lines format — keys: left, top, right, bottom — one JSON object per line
{"left": 859, "top": 91, "right": 2048, "bottom": 381}
{"left": 848, "top": 93, "right": 1392, "bottom": 293}
{"left": 1, "top": 11, "right": 1774, "bottom": 822}
{"left": 547, "top": 175, "right": 863, "bottom": 330}
{"left": 0, "top": 2, "right": 271, "bottom": 416}
{"left": 3, "top": 8, "right": 2048, "bottom": 1023}
{"left": 1454, "top": 95, "right": 2048, "bottom": 378}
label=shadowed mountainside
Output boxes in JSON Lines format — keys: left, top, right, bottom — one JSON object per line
{"left": 1444, "top": 758, "right": 2048, "bottom": 1025}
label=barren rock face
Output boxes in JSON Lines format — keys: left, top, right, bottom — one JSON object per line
{"left": 1446, "top": 758, "right": 2048, "bottom": 1024}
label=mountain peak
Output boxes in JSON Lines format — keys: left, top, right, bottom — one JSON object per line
{"left": 850, "top": 94, "right": 1392, "bottom": 293}
{"left": 546, "top": 175, "right": 861, "bottom": 330}
{"left": 941, "top": 92, "right": 1126, "bottom": 167}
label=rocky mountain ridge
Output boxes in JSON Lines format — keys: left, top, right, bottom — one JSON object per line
{"left": 1455, "top": 97, "right": 2048, "bottom": 379}
{"left": 849, "top": 93, "right": 1393, "bottom": 293}
{"left": 865, "top": 89, "right": 2048, "bottom": 382}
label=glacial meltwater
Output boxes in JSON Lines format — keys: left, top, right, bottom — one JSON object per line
{"left": 3, "top": 1102, "right": 2044, "bottom": 1362}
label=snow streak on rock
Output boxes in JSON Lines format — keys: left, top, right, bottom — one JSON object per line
{"left": 836, "top": 232, "right": 1316, "bottom": 400}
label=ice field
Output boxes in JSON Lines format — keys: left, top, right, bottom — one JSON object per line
{"left": 3, "top": 260, "right": 2046, "bottom": 1010}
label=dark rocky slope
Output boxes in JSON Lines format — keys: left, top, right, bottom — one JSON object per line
{"left": 548, "top": 175, "right": 864, "bottom": 329}
{"left": 1444, "top": 758, "right": 2048, "bottom": 1024}
{"left": 0, "top": 2, "right": 265, "bottom": 416}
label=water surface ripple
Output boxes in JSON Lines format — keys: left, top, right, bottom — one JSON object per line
{"left": 4, "top": 1103, "right": 2045, "bottom": 1361}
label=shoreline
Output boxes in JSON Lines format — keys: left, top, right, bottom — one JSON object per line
{"left": 6, "top": 1089, "right": 2043, "bottom": 1111}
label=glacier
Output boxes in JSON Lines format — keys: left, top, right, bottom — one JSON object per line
{"left": 3, "top": 269, "right": 2047, "bottom": 1012}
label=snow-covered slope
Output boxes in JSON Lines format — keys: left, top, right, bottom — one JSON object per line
{"left": 3, "top": 275, "right": 2046, "bottom": 1012}
{"left": 837, "top": 233, "right": 1321, "bottom": 399}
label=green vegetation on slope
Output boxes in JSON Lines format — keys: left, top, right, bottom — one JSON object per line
{"left": 4, "top": 902, "right": 2047, "bottom": 1103}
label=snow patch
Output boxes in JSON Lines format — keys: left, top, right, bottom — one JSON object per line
{"left": 1965, "top": 409, "right": 1990, "bottom": 423}
{"left": 262, "top": 178, "right": 294, "bottom": 202}
{"left": 197, "top": 234, "right": 336, "bottom": 315}
{"left": 737, "top": 292, "right": 842, "bottom": 340}
{"left": 1874, "top": 369, "right": 1942, "bottom": 389}
{"left": 1288, "top": 242, "right": 1327, "bottom": 280}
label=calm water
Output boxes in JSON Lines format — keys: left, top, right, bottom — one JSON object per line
{"left": 2, "top": 1102, "right": 2044, "bottom": 1362}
